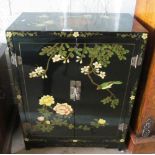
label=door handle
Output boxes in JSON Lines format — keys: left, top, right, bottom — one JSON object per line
{"left": 70, "top": 80, "right": 81, "bottom": 101}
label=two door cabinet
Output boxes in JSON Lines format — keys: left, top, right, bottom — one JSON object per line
{"left": 6, "top": 13, "right": 147, "bottom": 149}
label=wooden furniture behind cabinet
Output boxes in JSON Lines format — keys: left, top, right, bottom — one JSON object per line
{"left": 128, "top": 0, "right": 155, "bottom": 153}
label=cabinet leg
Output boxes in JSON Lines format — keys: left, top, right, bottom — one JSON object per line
{"left": 25, "top": 143, "right": 30, "bottom": 150}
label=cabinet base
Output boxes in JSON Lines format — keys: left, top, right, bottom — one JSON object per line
{"left": 128, "top": 131, "right": 155, "bottom": 153}
{"left": 24, "top": 138, "right": 125, "bottom": 150}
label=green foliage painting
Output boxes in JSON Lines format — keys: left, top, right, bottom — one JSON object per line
{"left": 29, "top": 32, "right": 129, "bottom": 108}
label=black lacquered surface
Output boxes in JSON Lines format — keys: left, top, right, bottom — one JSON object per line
{"left": 7, "top": 13, "right": 134, "bottom": 32}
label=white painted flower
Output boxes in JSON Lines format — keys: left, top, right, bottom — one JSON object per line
{"left": 52, "top": 54, "right": 62, "bottom": 62}
{"left": 45, "top": 120, "right": 51, "bottom": 125}
{"left": 76, "top": 56, "right": 83, "bottom": 64}
{"left": 29, "top": 66, "right": 47, "bottom": 79}
{"left": 35, "top": 66, "right": 44, "bottom": 74}
{"left": 29, "top": 71, "right": 37, "bottom": 78}
{"left": 142, "top": 33, "right": 148, "bottom": 40}
{"left": 95, "top": 68, "right": 100, "bottom": 73}
{"left": 130, "top": 95, "right": 135, "bottom": 100}
{"left": 98, "top": 71, "right": 106, "bottom": 79}
{"left": 6, "top": 32, "right": 12, "bottom": 38}
{"left": 73, "top": 32, "right": 79, "bottom": 38}
{"left": 81, "top": 66, "right": 90, "bottom": 75}
{"left": 41, "top": 74, "right": 48, "bottom": 79}
{"left": 37, "top": 116, "right": 45, "bottom": 122}
{"left": 93, "top": 62, "right": 102, "bottom": 69}
{"left": 63, "top": 60, "right": 66, "bottom": 64}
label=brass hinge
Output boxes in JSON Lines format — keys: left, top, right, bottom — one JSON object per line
{"left": 118, "top": 123, "right": 128, "bottom": 132}
{"left": 131, "top": 54, "right": 142, "bottom": 68}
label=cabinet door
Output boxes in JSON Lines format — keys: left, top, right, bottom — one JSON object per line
{"left": 16, "top": 41, "right": 75, "bottom": 138}
{"left": 14, "top": 34, "right": 137, "bottom": 143}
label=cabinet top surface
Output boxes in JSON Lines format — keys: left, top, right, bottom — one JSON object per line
{"left": 6, "top": 12, "right": 147, "bottom": 32}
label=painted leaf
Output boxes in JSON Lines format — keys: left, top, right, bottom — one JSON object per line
{"left": 97, "top": 81, "right": 122, "bottom": 90}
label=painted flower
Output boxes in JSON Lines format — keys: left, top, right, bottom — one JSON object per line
{"left": 120, "top": 139, "right": 125, "bottom": 143}
{"left": 52, "top": 54, "right": 62, "bottom": 62}
{"left": 63, "top": 59, "right": 70, "bottom": 64}
{"left": 29, "top": 71, "right": 37, "bottom": 78}
{"left": 45, "top": 120, "right": 51, "bottom": 125}
{"left": 142, "top": 33, "right": 148, "bottom": 40}
{"left": 39, "top": 95, "right": 55, "bottom": 106}
{"left": 76, "top": 56, "right": 82, "bottom": 64}
{"left": 35, "top": 67, "right": 44, "bottom": 74}
{"left": 130, "top": 95, "right": 135, "bottom": 100}
{"left": 29, "top": 66, "right": 47, "bottom": 79}
{"left": 93, "top": 62, "right": 102, "bottom": 69}
{"left": 95, "top": 68, "right": 100, "bottom": 73}
{"left": 81, "top": 66, "right": 90, "bottom": 75}
{"left": 98, "top": 118, "right": 106, "bottom": 125}
{"left": 41, "top": 74, "right": 47, "bottom": 79}
{"left": 98, "top": 71, "right": 106, "bottom": 79}
{"left": 73, "top": 32, "right": 79, "bottom": 38}
{"left": 53, "top": 103, "right": 73, "bottom": 116}
{"left": 68, "top": 124, "right": 74, "bottom": 129}
{"left": 6, "top": 32, "right": 12, "bottom": 38}
{"left": 37, "top": 116, "right": 45, "bottom": 122}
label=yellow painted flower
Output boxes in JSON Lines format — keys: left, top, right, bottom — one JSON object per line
{"left": 98, "top": 118, "right": 106, "bottom": 125}
{"left": 39, "top": 95, "right": 55, "bottom": 106}
{"left": 142, "top": 33, "right": 148, "bottom": 40}
{"left": 73, "top": 32, "right": 79, "bottom": 38}
{"left": 45, "top": 120, "right": 51, "bottom": 125}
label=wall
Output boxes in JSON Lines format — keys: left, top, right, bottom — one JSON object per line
{"left": 0, "top": 0, "right": 136, "bottom": 43}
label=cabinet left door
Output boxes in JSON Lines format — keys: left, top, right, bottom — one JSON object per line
{"left": 13, "top": 38, "right": 75, "bottom": 141}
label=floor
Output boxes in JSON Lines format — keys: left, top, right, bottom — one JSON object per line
{"left": 11, "top": 126, "right": 127, "bottom": 154}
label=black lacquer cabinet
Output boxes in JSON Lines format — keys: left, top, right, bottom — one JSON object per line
{"left": 6, "top": 13, "right": 147, "bottom": 149}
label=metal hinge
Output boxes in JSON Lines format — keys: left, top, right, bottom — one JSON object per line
{"left": 17, "top": 56, "right": 22, "bottom": 65}
{"left": 131, "top": 54, "right": 142, "bottom": 68}
{"left": 10, "top": 52, "right": 22, "bottom": 67}
{"left": 10, "top": 52, "right": 17, "bottom": 67}
{"left": 118, "top": 123, "right": 128, "bottom": 132}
